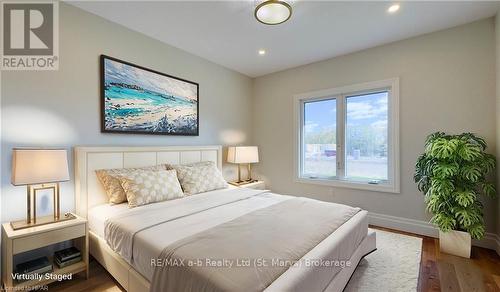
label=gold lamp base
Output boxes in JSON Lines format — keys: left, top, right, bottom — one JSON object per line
{"left": 10, "top": 213, "right": 76, "bottom": 230}
{"left": 10, "top": 183, "right": 75, "bottom": 231}
{"left": 230, "top": 163, "right": 257, "bottom": 186}
{"left": 229, "top": 179, "right": 258, "bottom": 187}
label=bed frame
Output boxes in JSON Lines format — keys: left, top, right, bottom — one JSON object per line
{"left": 74, "top": 145, "right": 222, "bottom": 292}
{"left": 74, "top": 145, "right": 376, "bottom": 292}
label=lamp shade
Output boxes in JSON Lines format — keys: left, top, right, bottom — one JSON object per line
{"left": 227, "top": 146, "right": 259, "bottom": 164}
{"left": 11, "top": 149, "right": 69, "bottom": 186}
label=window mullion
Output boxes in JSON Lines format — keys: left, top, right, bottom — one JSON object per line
{"left": 336, "top": 95, "right": 345, "bottom": 179}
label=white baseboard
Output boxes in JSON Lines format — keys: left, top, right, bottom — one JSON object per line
{"left": 368, "top": 212, "right": 500, "bottom": 255}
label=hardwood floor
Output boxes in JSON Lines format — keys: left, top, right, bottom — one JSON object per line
{"left": 426, "top": 239, "right": 500, "bottom": 292}
{"left": 48, "top": 226, "right": 500, "bottom": 292}
{"left": 48, "top": 260, "right": 125, "bottom": 292}
{"left": 372, "top": 226, "right": 500, "bottom": 292}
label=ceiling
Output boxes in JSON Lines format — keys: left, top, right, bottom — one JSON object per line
{"left": 70, "top": 1, "right": 500, "bottom": 77}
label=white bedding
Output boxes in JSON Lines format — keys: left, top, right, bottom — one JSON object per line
{"left": 88, "top": 187, "right": 368, "bottom": 287}
{"left": 88, "top": 186, "right": 242, "bottom": 238}
{"left": 89, "top": 201, "right": 129, "bottom": 238}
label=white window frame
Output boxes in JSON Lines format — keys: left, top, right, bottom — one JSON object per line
{"left": 293, "top": 78, "right": 400, "bottom": 193}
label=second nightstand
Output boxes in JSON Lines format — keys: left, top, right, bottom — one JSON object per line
{"left": 237, "top": 180, "right": 266, "bottom": 190}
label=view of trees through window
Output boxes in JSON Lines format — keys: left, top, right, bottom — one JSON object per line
{"left": 345, "top": 92, "right": 388, "bottom": 181}
{"left": 303, "top": 98, "right": 336, "bottom": 178}
{"left": 302, "top": 91, "right": 389, "bottom": 182}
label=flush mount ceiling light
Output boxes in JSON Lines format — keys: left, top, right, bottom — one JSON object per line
{"left": 258, "top": 49, "right": 266, "bottom": 55}
{"left": 255, "top": 0, "right": 292, "bottom": 25}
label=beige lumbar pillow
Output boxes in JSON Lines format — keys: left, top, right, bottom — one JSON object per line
{"left": 119, "top": 169, "right": 184, "bottom": 208}
{"left": 170, "top": 161, "right": 228, "bottom": 195}
{"left": 96, "top": 165, "right": 165, "bottom": 204}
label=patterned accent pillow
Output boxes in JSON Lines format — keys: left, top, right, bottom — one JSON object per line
{"left": 171, "top": 161, "right": 228, "bottom": 195}
{"left": 119, "top": 169, "right": 184, "bottom": 208}
{"left": 96, "top": 165, "right": 166, "bottom": 204}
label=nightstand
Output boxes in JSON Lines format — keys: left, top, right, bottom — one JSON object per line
{"left": 1, "top": 214, "right": 88, "bottom": 290}
{"left": 237, "top": 180, "right": 266, "bottom": 190}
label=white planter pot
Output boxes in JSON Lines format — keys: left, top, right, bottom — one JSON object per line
{"left": 439, "top": 230, "right": 471, "bottom": 258}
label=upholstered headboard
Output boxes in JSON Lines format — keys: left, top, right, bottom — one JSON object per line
{"left": 74, "top": 145, "right": 223, "bottom": 217}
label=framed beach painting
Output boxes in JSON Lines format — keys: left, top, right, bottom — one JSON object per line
{"left": 100, "top": 55, "right": 199, "bottom": 135}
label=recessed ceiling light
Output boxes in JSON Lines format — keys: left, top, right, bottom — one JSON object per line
{"left": 388, "top": 4, "right": 400, "bottom": 13}
{"left": 258, "top": 49, "right": 266, "bottom": 55}
{"left": 255, "top": 0, "right": 292, "bottom": 25}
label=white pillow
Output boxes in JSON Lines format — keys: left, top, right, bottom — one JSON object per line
{"left": 170, "top": 161, "right": 228, "bottom": 195}
{"left": 119, "top": 169, "right": 184, "bottom": 208}
{"left": 96, "top": 165, "right": 166, "bottom": 204}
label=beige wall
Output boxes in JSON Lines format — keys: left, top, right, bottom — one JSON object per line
{"left": 253, "top": 18, "right": 497, "bottom": 233}
{"left": 0, "top": 3, "right": 253, "bottom": 222}
{"left": 496, "top": 12, "right": 500, "bottom": 238}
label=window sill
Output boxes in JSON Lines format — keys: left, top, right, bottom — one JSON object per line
{"left": 296, "top": 177, "right": 400, "bottom": 193}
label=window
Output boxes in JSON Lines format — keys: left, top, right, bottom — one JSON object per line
{"left": 295, "top": 79, "right": 399, "bottom": 193}
{"left": 303, "top": 98, "right": 337, "bottom": 178}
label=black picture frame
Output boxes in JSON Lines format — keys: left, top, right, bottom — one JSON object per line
{"left": 100, "top": 55, "right": 199, "bottom": 136}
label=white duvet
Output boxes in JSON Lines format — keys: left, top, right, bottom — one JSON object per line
{"left": 89, "top": 187, "right": 368, "bottom": 290}
{"left": 105, "top": 188, "right": 273, "bottom": 262}
{"left": 92, "top": 188, "right": 290, "bottom": 279}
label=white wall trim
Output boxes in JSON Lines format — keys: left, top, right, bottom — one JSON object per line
{"left": 368, "top": 212, "right": 500, "bottom": 255}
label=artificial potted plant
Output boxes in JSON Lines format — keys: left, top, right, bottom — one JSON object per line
{"left": 414, "top": 132, "right": 496, "bottom": 258}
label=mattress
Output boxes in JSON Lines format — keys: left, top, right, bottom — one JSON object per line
{"left": 88, "top": 188, "right": 368, "bottom": 287}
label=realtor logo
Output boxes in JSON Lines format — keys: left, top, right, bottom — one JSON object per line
{"left": 1, "top": 1, "right": 59, "bottom": 70}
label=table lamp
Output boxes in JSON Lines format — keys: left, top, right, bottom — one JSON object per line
{"left": 227, "top": 146, "right": 259, "bottom": 186}
{"left": 11, "top": 148, "right": 74, "bottom": 230}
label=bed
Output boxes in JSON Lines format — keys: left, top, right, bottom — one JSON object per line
{"left": 75, "top": 146, "right": 376, "bottom": 292}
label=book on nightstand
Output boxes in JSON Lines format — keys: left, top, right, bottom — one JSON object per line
{"left": 15, "top": 256, "right": 53, "bottom": 281}
{"left": 54, "top": 255, "right": 82, "bottom": 268}
{"left": 54, "top": 247, "right": 81, "bottom": 268}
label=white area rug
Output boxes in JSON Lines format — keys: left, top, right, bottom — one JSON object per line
{"left": 344, "top": 229, "right": 422, "bottom": 292}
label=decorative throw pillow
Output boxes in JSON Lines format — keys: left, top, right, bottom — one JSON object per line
{"left": 96, "top": 165, "right": 166, "bottom": 204}
{"left": 119, "top": 169, "right": 184, "bottom": 208}
{"left": 171, "top": 161, "right": 228, "bottom": 195}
